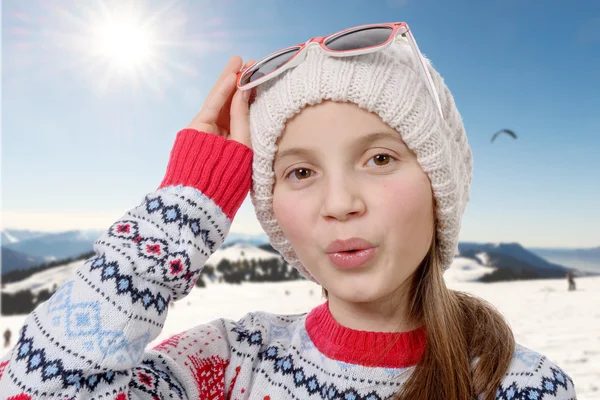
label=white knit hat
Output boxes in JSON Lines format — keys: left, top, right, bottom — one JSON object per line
{"left": 249, "top": 43, "right": 473, "bottom": 283}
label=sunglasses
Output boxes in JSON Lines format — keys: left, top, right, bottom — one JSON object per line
{"left": 237, "top": 22, "right": 444, "bottom": 120}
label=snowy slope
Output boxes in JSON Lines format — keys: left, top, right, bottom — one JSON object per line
{"left": 443, "top": 256, "right": 496, "bottom": 282}
{"left": 205, "top": 243, "right": 280, "bottom": 267}
{"left": 1, "top": 248, "right": 43, "bottom": 274}
{"left": 2, "top": 230, "right": 102, "bottom": 262}
{"left": 459, "top": 242, "right": 568, "bottom": 274}
{"left": 1, "top": 244, "right": 595, "bottom": 397}
{"left": 2, "top": 250, "right": 493, "bottom": 296}
{"left": 2, "top": 276, "right": 598, "bottom": 398}
{"left": 1, "top": 231, "right": 19, "bottom": 244}
{"left": 1, "top": 243, "right": 282, "bottom": 295}
{"left": 222, "top": 232, "right": 269, "bottom": 248}
{"left": 1, "top": 259, "right": 86, "bottom": 295}
{"left": 1, "top": 229, "right": 47, "bottom": 244}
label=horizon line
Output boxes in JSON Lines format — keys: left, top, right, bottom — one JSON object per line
{"left": 1, "top": 227, "right": 597, "bottom": 251}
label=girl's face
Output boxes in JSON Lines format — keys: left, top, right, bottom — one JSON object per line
{"left": 273, "top": 101, "right": 435, "bottom": 305}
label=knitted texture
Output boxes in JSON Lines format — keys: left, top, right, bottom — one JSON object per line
{"left": 0, "top": 304, "right": 577, "bottom": 399}
{"left": 159, "top": 129, "right": 253, "bottom": 220}
{"left": 249, "top": 43, "right": 473, "bottom": 282}
{"left": 0, "top": 130, "right": 575, "bottom": 398}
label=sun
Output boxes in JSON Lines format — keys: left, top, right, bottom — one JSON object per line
{"left": 90, "top": 15, "right": 154, "bottom": 73}
{"left": 76, "top": 1, "right": 185, "bottom": 94}
{"left": 7, "top": 1, "right": 231, "bottom": 95}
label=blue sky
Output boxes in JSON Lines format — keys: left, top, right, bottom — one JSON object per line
{"left": 2, "top": 0, "right": 599, "bottom": 248}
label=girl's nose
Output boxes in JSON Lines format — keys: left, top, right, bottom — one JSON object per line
{"left": 320, "top": 176, "right": 366, "bottom": 221}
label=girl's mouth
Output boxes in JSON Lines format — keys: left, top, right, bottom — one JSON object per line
{"left": 327, "top": 248, "right": 377, "bottom": 270}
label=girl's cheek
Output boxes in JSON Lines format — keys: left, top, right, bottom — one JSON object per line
{"left": 273, "top": 192, "right": 297, "bottom": 234}
{"left": 372, "top": 176, "right": 433, "bottom": 229}
{"left": 274, "top": 191, "right": 313, "bottom": 243}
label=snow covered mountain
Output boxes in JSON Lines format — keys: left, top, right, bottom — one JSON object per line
{"left": 1, "top": 248, "right": 43, "bottom": 274}
{"left": 2, "top": 259, "right": 86, "bottom": 295}
{"left": 222, "top": 232, "right": 269, "bottom": 247}
{"left": 206, "top": 242, "right": 280, "bottom": 267}
{"left": 457, "top": 242, "right": 571, "bottom": 280}
{"left": 2, "top": 226, "right": 588, "bottom": 285}
{"left": 2, "top": 246, "right": 494, "bottom": 298}
{"left": 529, "top": 246, "right": 600, "bottom": 273}
{"left": 1, "top": 229, "right": 47, "bottom": 244}
{"left": 443, "top": 256, "right": 497, "bottom": 282}
{"left": 1, "top": 231, "right": 19, "bottom": 244}
{"left": 1, "top": 229, "right": 103, "bottom": 270}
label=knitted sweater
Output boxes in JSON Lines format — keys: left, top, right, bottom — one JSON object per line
{"left": 0, "top": 129, "right": 576, "bottom": 400}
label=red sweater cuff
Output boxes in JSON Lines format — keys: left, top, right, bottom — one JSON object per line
{"left": 159, "top": 129, "right": 253, "bottom": 220}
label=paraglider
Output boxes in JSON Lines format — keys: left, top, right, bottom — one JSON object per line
{"left": 491, "top": 129, "right": 517, "bottom": 143}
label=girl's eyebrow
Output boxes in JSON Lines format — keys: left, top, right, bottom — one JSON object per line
{"left": 275, "top": 131, "right": 406, "bottom": 165}
{"left": 274, "top": 148, "right": 313, "bottom": 165}
{"left": 358, "top": 131, "right": 406, "bottom": 148}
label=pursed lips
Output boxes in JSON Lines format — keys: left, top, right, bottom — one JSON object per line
{"left": 325, "top": 237, "right": 376, "bottom": 254}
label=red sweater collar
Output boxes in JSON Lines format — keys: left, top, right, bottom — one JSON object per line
{"left": 305, "top": 302, "right": 426, "bottom": 368}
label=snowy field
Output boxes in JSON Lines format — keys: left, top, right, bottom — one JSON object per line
{"left": 1, "top": 260, "right": 598, "bottom": 398}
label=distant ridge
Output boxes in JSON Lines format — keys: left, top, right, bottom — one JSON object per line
{"left": 1, "top": 229, "right": 102, "bottom": 274}
{"left": 3, "top": 225, "right": 597, "bottom": 283}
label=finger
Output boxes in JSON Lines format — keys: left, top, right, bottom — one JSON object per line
{"left": 237, "top": 59, "right": 256, "bottom": 85}
{"left": 229, "top": 60, "right": 255, "bottom": 147}
{"left": 198, "top": 73, "right": 237, "bottom": 126}
{"left": 214, "top": 58, "right": 253, "bottom": 111}
{"left": 229, "top": 87, "right": 252, "bottom": 148}
{"left": 205, "top": 55, "right": 243, "bottom": 104}
{"left": 230, "top": 59, "right": 255, "bottom": 105}
{"left": 242, "top": 59, "right": 256, "bottom": 70}
{"left": 187, "top": 56, "right": 242, "bottom": 130}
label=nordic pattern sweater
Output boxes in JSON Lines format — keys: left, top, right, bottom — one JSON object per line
{"left": 0, "top": 129, "right": 576, "bottom": 399}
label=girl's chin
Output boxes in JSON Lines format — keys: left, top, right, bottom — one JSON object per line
{"left": 329, "top": 291, "right": 387, "bottom": 305}
{"left": 322, "top": 279, "right": 388, "bottom": 303}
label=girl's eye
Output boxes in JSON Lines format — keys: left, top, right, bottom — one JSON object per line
{"left": 287, "top": 168, "right": 313, "bottom": 181}
{"left": 367, "top": 154, "right": 393, "bottom": 167}
{"left": 286, "top": 154, "right": 394, "bottom": 181}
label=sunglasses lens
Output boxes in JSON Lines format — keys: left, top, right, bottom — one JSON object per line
{"left": 324, "top": 26, "right": 393, "bottom": 51}
{"left": 240, "top": 47, "right": 300, "bottom": 86}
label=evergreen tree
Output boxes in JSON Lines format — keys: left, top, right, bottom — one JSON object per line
{"left": 36, "top": 289, "right": 53, "bottom": 305}
{"left": 2, "top": 290, "right": 34, "bottom": 315}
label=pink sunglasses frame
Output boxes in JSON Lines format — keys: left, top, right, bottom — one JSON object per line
{"left": 237, "top": 22, "right": 444, "bottom": 120}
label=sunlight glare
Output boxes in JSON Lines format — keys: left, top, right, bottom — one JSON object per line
{"left": 92, "top": 16, "right": 154, "bottom": 72}
{"left": 10, "top": 0, "right": 225, "bottom": 95}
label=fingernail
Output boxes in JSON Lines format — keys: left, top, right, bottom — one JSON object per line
{"left": 242, "top": 89, "right": 251, "bottom": 102}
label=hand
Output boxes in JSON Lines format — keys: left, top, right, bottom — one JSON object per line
{"left": 187, "top": 55, "right": 255, "bottom": 149}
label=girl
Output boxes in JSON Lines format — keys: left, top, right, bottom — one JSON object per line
{"left": 0, "top": 22, "right": 576, "bottom": 399}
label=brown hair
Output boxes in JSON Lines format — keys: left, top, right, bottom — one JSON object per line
{"left": 322, "top": 234, "right": 515, "bottom": 399}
